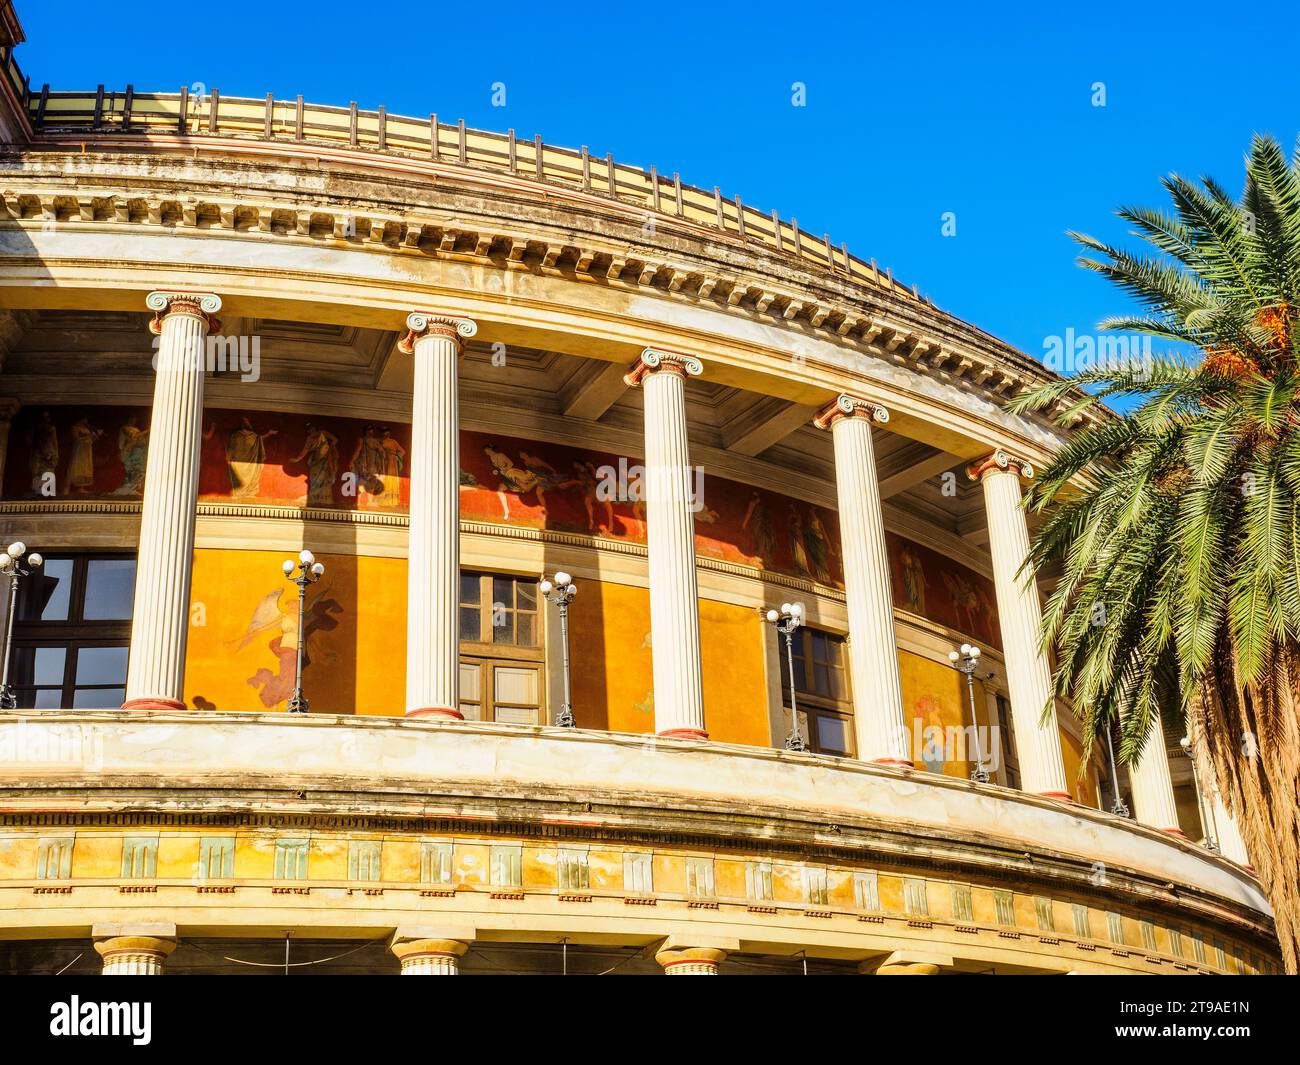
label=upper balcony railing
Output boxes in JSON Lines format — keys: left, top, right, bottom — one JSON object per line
{"left": 18, "top": 81, "right": 929, "bottom": 300}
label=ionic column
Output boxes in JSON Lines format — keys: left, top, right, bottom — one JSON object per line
{"left": 122, "top": 291, "right": 221, "bottom": 711}
{"left": 967, "top": 450, "right": 1069, "bottom": 799}
{"left": 94, "top": 936, "right": 176, "bottom": 975}
{"left": 1129, "top": 729, "right": 1183, "bottom": 835}
{"left": 392, "top": 938, "right": 471, "bottom": 975}
{"left": 399, "top": 312, "right": 476, "bottom": 720}
{"left": 1208, "top": 785, "right": 1252, "bottom": 867}
{"left": 813, "top": 395, "right": 909, "bottom": 765}
{"left": 625, "top": 349, "right": 706, "bottom": 739}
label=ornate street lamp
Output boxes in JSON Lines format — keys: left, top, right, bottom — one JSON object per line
{"left": 0, "top": 541, "right": 42, "bottom": 710}
{"left": 1179, "top": 735, "right": 1217, "bottom": 853}
{"left": 281, "top": 550, "right": 324, "bottom": 714}
{"left": 947, "top": 643, "right": 990, "bottom": 783}
{"left": 540, "top": 571, "right": 577, "bottom": 728}
{"left": 765, "top": 602, "right": 806, "bottom": 752}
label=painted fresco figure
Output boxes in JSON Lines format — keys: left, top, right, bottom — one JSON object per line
{"left": 377, "top": 426, "right": 405, "bottom": 508}
{"left": 899, "top": 544, "right": 927, "bottom": 614}
{"left": 482, "top": 443, "right": 564, "bottom": 521}
{"left": 349, "top": 425, "right": 386, "bottom": 504}
{"left": 67, "top": 417, "right": 103, "bottom": 493}
{"left": 226, "top": 417, "right": 278, "bottom": 499}
{"left": 742, "top": 491, "right": 776, "bottom": 568}
{"left": 29, "top": 410, "right": 58, "bottom": 494}
{"left": 804, "top": 507, "right": 833, "bottom": 584}
{"left": 235, "top": 584, "right": 343, "bottom": 709}
{"left": 292, "top": 422, "right": 339, "bottom": 507}
{"left": 573, "top": 459, "right": 615, "bottom": 534}
{"left": 113, "top": 416, "right": 148, "bottom": 496}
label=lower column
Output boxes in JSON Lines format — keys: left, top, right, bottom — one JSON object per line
{"left": 968, "top": 451, "right": 1070, "bottom": 799}
{"left": 1209, "top": 786, "right": 1252, "bottom": 867}
{"left": 392, "top": 938, "right": 471, "bottom": 975}
{"left": 94, "top": 936, "right": 176, "bottom": 975}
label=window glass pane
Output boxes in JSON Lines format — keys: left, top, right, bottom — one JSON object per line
{"left": 491, "top": 576, "right": 513, "bottom": 611}
{"left": 73, "top": 687, "right": 124, "bottom": 709}
{"left": 516, "top": 613, "right": 535, "bottom": 648}
{"left": 829, "top": 667, "right": 846, "bottom": 702}
{"left": 816, "top": 715, "right": 851, "bottom": 755}
{"left": 458, "top": 607, "right": 480, "bottom": 642}
{"left": 494, "top": 666, "right": 538, "bottom": 705}
{"left": 75, "top": 645, "right": 129, "bottom": 685}
{"left": 813, "top": 663, "right": 831, "bottom": 696}
{"left": 811, "top": 630, "right": 828, "bottom": 662}
{"left": 19, "top": 558, "right": 73, "bottom": 621}
{"left": 459, "top": 572, "right": 480, "bottom": 605}
{"left": 458, "top": 662, "right": 481, "bottom": 701}
{"left": 13, "top": 646, "right": 66, "bottom": 686}
{"left": 30, "top": 688, "right": 63, "bottom": 709}
{"left": 491, "top": 611, "right": 516, "bottom": 644}
{"left": 516, "top": 582, "right": 537, "bottom": 610}
{"left": 792, "top": 655, "right": 808, "bottom": 692}
{"left": 494, "top": 705, "right": 536, "bottom": 725}
{"left": 82, "top": 560, "right": 136, "bottom": 620}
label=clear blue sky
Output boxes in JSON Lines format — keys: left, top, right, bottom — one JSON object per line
{"left": 14, "top": 0, "right": 1300, "bottom": 370}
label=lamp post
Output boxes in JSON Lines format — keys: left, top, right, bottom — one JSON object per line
{"left": 540, "top": 571, "right": 577, "bottom": 728}
{"left": 765, "top": 602, "right": 806, "bottom": 752}
{"left": 1179, "top": 735, "right": 1217, "bottom": 852}
{"left": 947, "top": 643, "right": 990, "bottom": 783}
{"left": 0, "top": 541, "right": 42, "bottom": 710}
{"left": 1103, "top": 718, "right": 1130, "bottom": 817}
{"left": 281, "top": 550, "right": 324, "bottom": 714}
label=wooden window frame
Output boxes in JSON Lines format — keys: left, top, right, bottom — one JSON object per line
{"left": 458, "top": 569, "right": 546, "bottom": 725}
{"left": 779, "top": 625, "right": 854, "bottom": 756}
{"left": 10, "top": 552, "right": 134, "bottom": 709}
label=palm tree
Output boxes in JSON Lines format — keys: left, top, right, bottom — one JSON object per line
{"left": 1008, "top": 134, "right": 1300, "bottom": 973}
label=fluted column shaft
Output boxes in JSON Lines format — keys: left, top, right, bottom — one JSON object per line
{"left": 626, "top": 349, "right": 706, "bottom": 739}
{"left": 95, "top": 935, "right": 176, "bottom": 975}
{"left": 969, "top": 452, "right": 1069, "bottom": 798}
{"left": 1209, "top": 786, "right": 1252, "bottom": 866}
{"left": 123, "top": 292, "right": 220, "bottom": 711}
{"left": 814, "top": 396, "right": 909, "bottom": 764}
{"left": 1129, "top": 728, "right": 1182, "bottom": 834}
{"left": 392, "top": 937, "right": 470, "bottom": 974}
{"left": 401, "top": 313, "right": 475, "bottom": 719}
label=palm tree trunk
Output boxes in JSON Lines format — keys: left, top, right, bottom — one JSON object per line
{"left": 1193, "top": 640, "right": 1300, "bottom": 973}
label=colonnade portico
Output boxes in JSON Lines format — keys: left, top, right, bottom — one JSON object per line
{"left": 107, "top": 292, "right": 1193, "bottom": 828}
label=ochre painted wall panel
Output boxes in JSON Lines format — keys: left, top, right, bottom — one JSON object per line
{"left": 183, "top": 548, "right": 405, "bottom": 716}
{"left": 700, "top": 599, "right": 771, "bottom": 747}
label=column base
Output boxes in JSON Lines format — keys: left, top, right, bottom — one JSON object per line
{"left": 657, "top": 728, "right": 708, "bottom": 741}
{"left": 405, "top": 707, "right": 464, "bottom": 721}
{"left": 121, "top": 697, "right": 186, "bottom": 712}
{"left": 1161, "top": 827, "right": 1187, "bottom": 838}
{"left": 873, "top": 757, "right": 916, "bottom": 769}
{"left": 1039, "top": 790, "right": 1075, "bottom": 802}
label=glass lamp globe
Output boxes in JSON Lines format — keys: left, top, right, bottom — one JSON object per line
{"left": 539, "top": 579, "right": 553, "bottom": 595}
{"left": 554, "top": 571, "right": 571, "bottom": 587}
{"left": 299, "top": 549, "right": 315, "bottom": 565}
{"left": 7, "top": 541, "right": 25, "bottom": 558}
{"left": 282, "top": 560, "right": 296, "bottom": 575}
{"left": 310, "top": 562, "right": 325, "bottom": 577}
{"left": 27, "top": 553, "right": 42, "bottom": 568}
{"left": 766, "top": 609, "right": 779, "bottom": 623}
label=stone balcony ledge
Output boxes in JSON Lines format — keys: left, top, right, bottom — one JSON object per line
{"left": 0, "top": 708, "right": 1270, "bottom": 926}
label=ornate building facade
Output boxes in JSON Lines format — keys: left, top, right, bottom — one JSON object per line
{"left": 0, "top": 5, "right": 1280, "bottom": 974}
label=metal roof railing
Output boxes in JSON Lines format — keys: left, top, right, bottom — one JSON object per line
{"left": 25, "top": 84, "right": 923, "bottom": 304}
